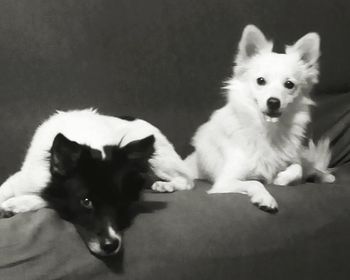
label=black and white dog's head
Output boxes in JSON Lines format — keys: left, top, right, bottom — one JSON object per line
{"left": 42, "top": 133, "right": 155, "bottom": 257}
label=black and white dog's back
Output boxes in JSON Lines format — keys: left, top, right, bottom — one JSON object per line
{"left": 0, "top": 109, "right": 193, "bottom": 256}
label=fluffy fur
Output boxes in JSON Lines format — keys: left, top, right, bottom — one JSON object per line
{"left": 0, "top": 109, "right": 193, "bottom": 256}
{"left": 186, "top": 25, "right": 335, "bottom": 212}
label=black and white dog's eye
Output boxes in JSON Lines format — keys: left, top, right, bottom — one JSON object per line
{"left": 284, "top": 80, "right": 295, "bottom": 89}
{"left": 257, "top": 77, "right": 266, "bottom": 86}
{"left": 80, "top": 197, "right": 93, "bottom": 209}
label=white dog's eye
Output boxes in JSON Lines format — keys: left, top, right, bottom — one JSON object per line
{"left": 257, "top": 77, "right": 266, "bottom": 86}
{"left": 284, "top": 80, "right": 295, "bottom": 89}
{"left": 80, "top": 196, "right": 93, "bottom": 209}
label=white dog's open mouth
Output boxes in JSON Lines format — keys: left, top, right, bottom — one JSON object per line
{"left": 263, "top": 112, "right": 281, "bottom": 123}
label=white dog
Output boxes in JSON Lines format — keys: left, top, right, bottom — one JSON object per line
{"left": 186, "top": 25, "right": 335, "bottom": 212}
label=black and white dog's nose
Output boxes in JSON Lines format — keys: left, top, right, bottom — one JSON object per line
{"left": 101, "top": 238, "right": 120, "bottom": 254}
{"left": 267, "top": 97, "right": 281, "bottom": 111}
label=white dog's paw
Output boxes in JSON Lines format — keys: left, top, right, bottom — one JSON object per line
{"left": 309, "top": 170, "right": 336, "bottom": 184}
{"left": 151, "top": 181, "right": 176, "bottom": 193}
{"left": 273, "top": 175, "right": 289, "bottom": 186}
{"left": 250, "top": 192, "right": 278, "bottom": 213}
{"left": 323, "top": 174, "right": 336, "bottom": 183}
{"left": 273, "top": 164, "right": 302, "bottom": 186}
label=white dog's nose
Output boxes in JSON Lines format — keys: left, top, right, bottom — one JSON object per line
{"left": 267, "top": 97, "right": 281, "bottom": 111}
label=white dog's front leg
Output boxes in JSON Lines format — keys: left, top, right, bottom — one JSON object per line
{"left": 0, "top": 194, "right": 47, "bottom": 218}
{"left": 208, "top": 164, "right": 278, "bottom": 213}
{"left": 273, "top": 163, "right": 303, "bottom": 186}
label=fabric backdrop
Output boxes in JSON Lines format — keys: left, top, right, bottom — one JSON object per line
{"left": 0, "top": 0, "right": 350, "bottom": 169}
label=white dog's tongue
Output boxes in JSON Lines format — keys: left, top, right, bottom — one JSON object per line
{"left": 264, "top": 115, "right": 279, "bottom": 123}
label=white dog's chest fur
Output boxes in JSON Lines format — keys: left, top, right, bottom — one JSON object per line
{"left": 242, "top": 126, "right": 301, "bottom": 182}
{"left": 193, "top": 100, "right": 310, "bottom": 183}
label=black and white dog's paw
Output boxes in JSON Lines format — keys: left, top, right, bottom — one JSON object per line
{"left": 151, "top": 178, "right": 193, "bottom": 193}
{"left": 151, "top": 181, "right": 176, "bottom": 192}
{"left": 0, "top": 195, "right": 47, "bottom": 215}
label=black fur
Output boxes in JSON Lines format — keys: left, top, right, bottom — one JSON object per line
{"left": 41, "top": 133, "right": 155, "bottom": 255}
{"left": 118, "top": 115, "right": 136, "bottom": 121}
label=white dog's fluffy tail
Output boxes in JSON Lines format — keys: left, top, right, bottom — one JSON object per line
{"left": 305, "top": 138, "right": 332, "bottom": 173}
{"left": 302, "top": 137, "right": 335, "bottom": 183}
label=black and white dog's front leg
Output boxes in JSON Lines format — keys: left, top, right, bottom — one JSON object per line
{"left": 0, "top": 194, "right": 47, "bottom": 218}
{"left": 0, "top": 170, "right": 47, "bottom": 218}
{"left": 149, "top": 141, "right": 194, "bottom": 193}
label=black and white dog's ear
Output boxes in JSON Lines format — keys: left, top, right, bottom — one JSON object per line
{"left": 286, "top": 32, "right": 320, "bottom": 66}
{"left": 122, "top": 135, "right": 155, "bottom": 161}
{"left": 116, "top": 135, "right": 155, "bottom": 202}
{"left": 50, "top": 133, "right": 83, "bottom": 176}
{"left": 236, "top": 25, "right": 273, "bottom": 64}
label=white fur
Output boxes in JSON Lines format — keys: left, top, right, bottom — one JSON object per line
{"left": 87, "top": 221, "right": 122, "bottom": 256}
{"left": 186, "top": 25, "right": 334, "bottom": 211}
{"left": 0, "top": 109, "right": 193, "bottom": 213}
{"left": 1, "top": 195, "right": 47, "bottom": 213}
{"left": 273, "top": 163, "right": 303, "bottom": 186}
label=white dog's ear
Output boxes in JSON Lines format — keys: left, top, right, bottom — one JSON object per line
{"left": 235, "top": 25, "right": 272, "bottom": 64}
{"left": 286, "top": 33, "right": 320, "bottom": 65}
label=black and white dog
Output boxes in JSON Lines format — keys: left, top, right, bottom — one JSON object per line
{"left": 0, "top": 109, "right": 193, "bottom": 256}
